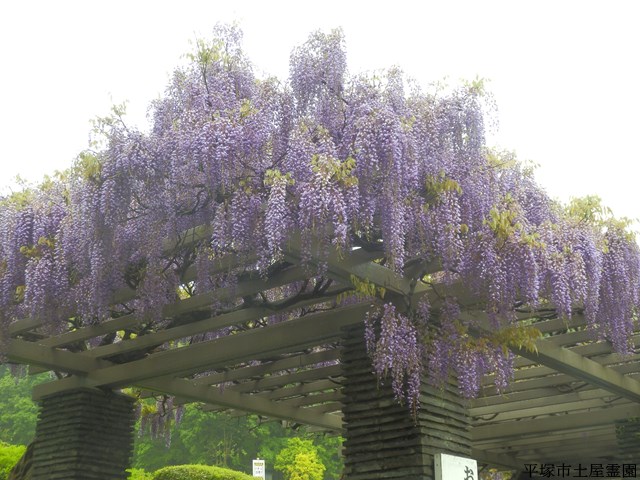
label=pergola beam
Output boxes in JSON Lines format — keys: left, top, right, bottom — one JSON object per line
{"left": 472, "top": 404, "right": 640, "bottom": 441}
{"left": 83, "top": 284, "right": 346, "bottom": 361}
{"left": 28, "top": 283, "right": 348, "bottom": 379}
{"left": 227, "top": 364, "right": 342, "bottom": 393}
{"left": 483, "top": 343, "right": 640, "bottom": 389}
{"left": 199, "top": 390, "right": 344, "bottom": 413}
{"left": 284, "top": 237, "right": 434, "bottom": 301}
{"left": 190, "top": 348, "right": 342, "bottom": 386}
{"left": 510, "top": 339, "right": 640, "bottom": 403}
{"left": 463, "top": 311, "right": 640, "bottom": 403}
{"left": 474, "top": 397, "right": 632, "bottom": 423}
{"left": 8, "top": 326, "right": 342, "bottom": 430}
{"left": 475, "top": 425, "right": 616, "bottom": 451}
{"left": 299, "top": 402, "right": 343, "bottom": 415}
{"left": 470, "top": 388, "right": 627, "bottom": 417}
{"left": 6, "top": 338, "right": 109, "bottom": 374}
{"left": 260, "top": 379, "right": 340, "bottom": 401}
{"left": 279, "top": 390, "right": 343, "bottom": 407}
{"left": 32, "top": 302, "right": 370, "bottom": 399}
{"left": 135, "top": 376, "right": 343, "bottom": 432}
{"left": 32, "top": 264, "right": 311, "bottom": 352}
{"left": 157, "top": 350, "right": 342, "bottom": 402}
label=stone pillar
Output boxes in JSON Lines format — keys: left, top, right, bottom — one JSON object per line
{"left": 31, "top": 388, "right": 136, "bottom": 480}
{"left": 341, "top": 324, "right": 472, "bottom": 480}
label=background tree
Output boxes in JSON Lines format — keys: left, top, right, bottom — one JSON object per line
{"left": 0, "top": 366, "right": 49, "bottom": 446}
{"left": 132, "top": 403, "right": 341, "bottom": 479}
{"left": 274, "top": 438, "right": 325, "bottom": 480}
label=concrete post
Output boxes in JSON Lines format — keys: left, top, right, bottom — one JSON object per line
{"left": 341, "top": 324, "right": 472, "bottom": 479}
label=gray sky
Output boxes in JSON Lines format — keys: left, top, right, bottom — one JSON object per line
{"left": 1, "top": 0, "right": 639, "bottom": 225}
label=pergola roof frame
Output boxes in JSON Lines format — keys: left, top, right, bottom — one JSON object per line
{"left": 5, "top": 224, "right": 640, "bottom": 466}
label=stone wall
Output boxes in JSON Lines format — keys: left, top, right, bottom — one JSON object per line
{"left": 341, "top": 324, "right": 472, "bottom": 480}
{"left": 31, "top": 388, "right": 136, "bottom": 480}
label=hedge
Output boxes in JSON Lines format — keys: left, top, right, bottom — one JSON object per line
{"left": 152, "top": 464, "right": 255, "bottom": 480}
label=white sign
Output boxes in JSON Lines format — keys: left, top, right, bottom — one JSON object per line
{"left": 435, "top": 453, "right": 478, "bottom": 480}
{"left": 252, "top": 458, "right": 266, "bottom": 479}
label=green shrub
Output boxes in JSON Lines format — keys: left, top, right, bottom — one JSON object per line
{"left": 275, "top": 438, "right": 325, "bottom": 480}
{"left": 0, "top": 442, "right": 26, "bottom": 480}
{"left": 152, "top": 464, "right": 255, "bottom": 480}
{"left": 128, "top": 467, "right": 155, "bottom": 480}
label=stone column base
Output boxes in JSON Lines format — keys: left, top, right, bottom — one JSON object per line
{"left": 31, "top": 388, "right": 136, "bottom": 480}
{"left": 341, "top": 324, "right": 471, "bottom": 480}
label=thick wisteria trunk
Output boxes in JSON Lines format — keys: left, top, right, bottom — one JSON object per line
{"left": 341, "top": 324, "right": 472, "bottom": 479}
{"left": 29, "top": 389, "right": 136, "bottom": 480}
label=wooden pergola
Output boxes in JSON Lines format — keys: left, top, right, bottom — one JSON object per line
{"left": 5, "top": 224, "right": 640, "bottom": 476}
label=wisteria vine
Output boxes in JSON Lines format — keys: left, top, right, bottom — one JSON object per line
{"left": 1, "top": 26, "right": 639, "bottom": 410}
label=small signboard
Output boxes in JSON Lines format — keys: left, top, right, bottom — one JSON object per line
{"left": 435, "top": 453, "right": 478, "bottom": 480}
{"left": 252, "top": 458, "right": 266, "bottom": 479}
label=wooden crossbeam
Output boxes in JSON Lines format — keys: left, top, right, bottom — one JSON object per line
{"left": 470, "top": 388, "right": 627, "bottom": 418}
{"left": 28, "top": 281, "right": 348, "bottom": 378}
{"left": 280, "top": 391, "right": 343, "bottom": 407}
{"left": 227, "top": 364, "right": 342, "bottom": 393}
{"left": 460, "top": 311, "right": 640, "bottom": 403}
{"left": 300, "top": 402, "right": 342, "bottom": 415}
{"left": 283, "top": 236, "right": 434, "bottom": 301}
{"left": 152, "top": 350, "right": 342, "bottom": 402}
{"left": 484, "top": 345, "right": 640, "bottom": 391}
{"left": 480, "top": 368, "right": 639, "bottom": 404}
{"left": 259, "top": 379, "right": 339, "bottom": 401}
{"left": 8, "top": 320, "right": 343, "bottom": 430}
{"left": 479, "top": 365, "right": 640, "bottom": 399}
{"left": 474, "top": 397, "right": 633, "bottom": 423}
{"left": 78, "top": 278, "right": 340, "bottom": 362}
{"left": 475, "top": 424, "right": 615, "bottom": 450}
{"left": 512, "top": 338, "right": 640, "bottom": 371}
{"left": 20, "top": 283, "right": 348, "bottom": 417}
{"left": 190, "top": 349, "right": 342, "bottom": 386}
{"left": 6, "top": 338, "right": 109, "bottom": 374}
{"left": 199, "top": 390, "right": 344, "bottom": 412}
{"left": 135, "top": 376, "right": 343, "bottom": 432}
{"left": 472, "top": 403, "right": 640, "bottom": 441}
{"left": 32, "top": 265, "right": 311, "bottom": 354}
{"left": 509, "top": 339, "right": 640, "bottom": 403}
{"left": 32, "top": 303, "right": 371, "bottom": 399}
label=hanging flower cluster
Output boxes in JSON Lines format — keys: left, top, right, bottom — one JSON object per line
{"left": 1, "top": 26, "right": 639, "bottom": 409}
